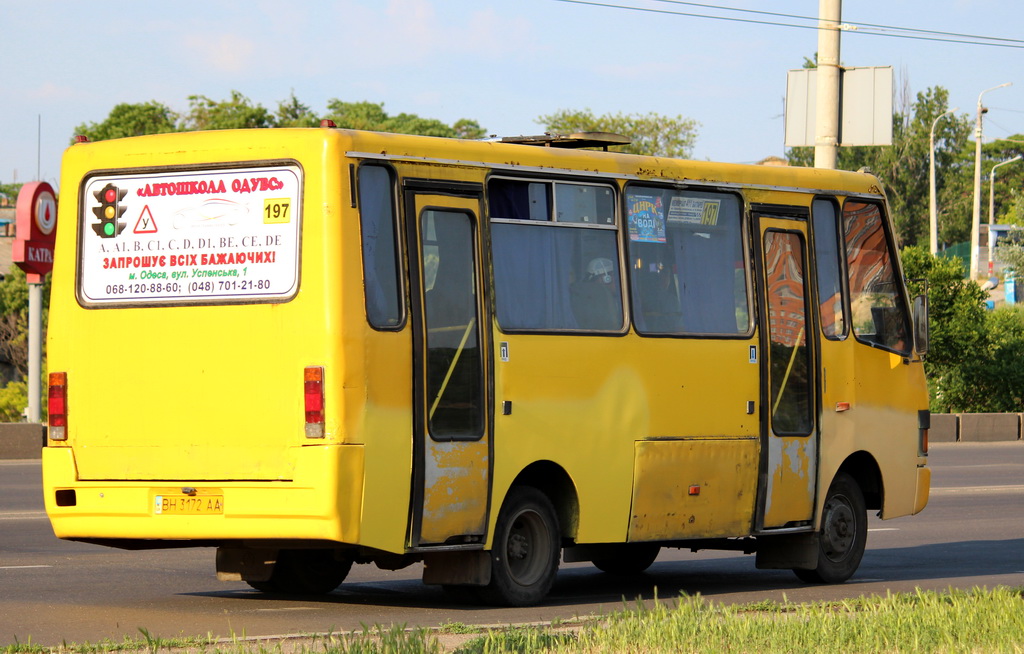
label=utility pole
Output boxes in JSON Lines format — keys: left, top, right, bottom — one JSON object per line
{"left": 971, "top": 82, "right": 1012, "bottom": 280}
{"left": 814, "top": 0, "right": 841, "bottom": 170}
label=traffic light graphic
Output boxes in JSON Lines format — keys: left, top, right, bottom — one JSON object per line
{"left": 92, "top": 183, "right": 127, "bottom": 238}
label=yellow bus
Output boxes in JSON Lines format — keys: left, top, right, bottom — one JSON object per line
{"left": 44, "top": 126, "right": 930, "bottom": 606}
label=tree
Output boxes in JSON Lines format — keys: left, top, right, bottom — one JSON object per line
{"left": 902, "top": 246, "right": 986, "bottom": 370}
{"left": 72, "top": 95, "right": 488, "bottom": 143}
{"left": 181, "top": 90, "right": 275, "bottom": 131}
{"left": 537, "top": 108, "right": 699, "bottom": 158}
{"left": 0, "top": 266, "right": 50, "bottom": 421}
{"left": 453, "top": 118, "right": 487, "bottom": 140}
{"left": 0, "top": 266, "right": 50, "bottom": 380}
{"left": 72, "top": 101, "right": 178, "bottom": 143}
{"left": 901, "top": 246, "right": 1024, "bottom": 412}
{"left": 0, "top": 183, "right": 22, "bottom": 205}
{"left": 275, "top": 92, "right": 320, "bottom": 128}
{"left": 322, "top": 100, "right": 484, "bottom": 138}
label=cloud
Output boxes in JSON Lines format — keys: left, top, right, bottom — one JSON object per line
{"left": 181, "top": 32, "right": 258, "bottom": 74}
{"left": 24, "top": 82, "right": 77, "bottom": 102}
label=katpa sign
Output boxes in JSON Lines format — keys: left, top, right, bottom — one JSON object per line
{"left": 14, "top": 181, "right": 58, "bottom": 280}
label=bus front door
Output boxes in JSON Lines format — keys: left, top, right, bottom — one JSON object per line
{"left": 405, "top": 185, "right": 492, "bottom": 548}
{"left": 755, "top": 213, "right": 818, "bottom": 530}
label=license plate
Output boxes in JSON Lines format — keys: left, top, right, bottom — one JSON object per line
{"left": 153, "top": 493, "right": 224, "bottom": 515}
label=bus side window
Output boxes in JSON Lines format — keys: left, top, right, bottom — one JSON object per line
{"left": 811, "top": 198, "right": 848, "bottom": 339}
{"left": 357, "top": 165, "right": 403, "bottom": 328}
{"left": 626, "top": 187, "right": 749, "bottom": 336}
{"left": 489, "top": 178, "right": 623, "bottom": 332}
{"left": 842, "top": 200, "right": 909, "bottom": 353}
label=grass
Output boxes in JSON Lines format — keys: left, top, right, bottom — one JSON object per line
{"left": 3, "top": 587, "right": 1023, "bottom": 654}
{"left": 458, "top": 586, "right": 1024, "bottom": 653}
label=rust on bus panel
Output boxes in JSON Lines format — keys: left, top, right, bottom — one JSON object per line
{"left": 763, "top": 435, "right": 816, "bottom": 526}
{"left": 627, "top": 438, "right": 758, "bottom": 541}
{"left": 420, "top": 439, "right": 489, "bottom": 543}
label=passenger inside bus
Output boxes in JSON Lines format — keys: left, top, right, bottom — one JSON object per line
{"left": 570, "top": 257, "right": 621, "bottom": 331}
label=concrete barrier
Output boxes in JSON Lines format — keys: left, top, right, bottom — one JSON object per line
{"left": 930, "top": 413, "right": 959, "bottom": 443}
{"left": 0, "top": 423, "right": 45, "bottom": 459}
{"left": 958, "top": 413, "right": 1021, "bottom": 442}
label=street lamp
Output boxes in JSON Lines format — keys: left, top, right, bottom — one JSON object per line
{"left": 930, "top": 107, "right": 958, "bottom": 256}
{"left": 971, "top": 82, "right": 1012, "bottom": 280}
{"left": 987, "top": 154, "right": 1022, "bottom": 276}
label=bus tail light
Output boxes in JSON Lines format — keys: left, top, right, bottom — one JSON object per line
{"left": 48, "top": 372, "right": 68, "bottom": 441}
{"left": 918, "top": 409, "right": 930, "bottom": 456}
{"left": 304, "top": 366, "right": 325, "bottom": 439}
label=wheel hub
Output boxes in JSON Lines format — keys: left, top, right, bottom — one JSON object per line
{"left": 821, "top": 494, "right": 855, "bottom": 559}
{"left": 508, "top": 532, "right": 529, "bottom": 560}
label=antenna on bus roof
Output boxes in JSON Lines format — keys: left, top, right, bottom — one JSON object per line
{"left": 499, "top": 132, "right": 630, "bottom": 151}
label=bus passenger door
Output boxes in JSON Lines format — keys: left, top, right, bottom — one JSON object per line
{"left": 404, "top": 184, "right": 491, "bottom": 548}
{"left": 754, "top": 213, "right": 818, "bottom": 530}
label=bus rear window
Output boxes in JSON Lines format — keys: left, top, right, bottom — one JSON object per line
{"left": 77, "top": 164, "right": 302, "bottom": 307}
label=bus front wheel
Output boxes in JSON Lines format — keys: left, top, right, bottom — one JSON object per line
{"left": 246, "top": 549, "right": 351, "bottom": 595}
{"left": 794, "top": 472, "right": 867, "bottom": 584}
{"left": 481, "top": 486, "right": 560, "bottom": 606}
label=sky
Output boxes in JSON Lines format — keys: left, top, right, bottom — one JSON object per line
{"left": 2, "top": 0, "right": 1022, "bottom": 194}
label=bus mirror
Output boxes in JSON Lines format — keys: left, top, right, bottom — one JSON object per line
{"left": 912, "top": 293, "right": 929, "bottom": 356}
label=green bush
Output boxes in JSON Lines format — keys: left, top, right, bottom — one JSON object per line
{"left": 0, "top": 380, "right": 27, "bottom": 422}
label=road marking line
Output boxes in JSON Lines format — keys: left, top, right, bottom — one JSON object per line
{"left": 0, "top": 511, "right": 48, "bottom": 520}
{"left": 930, "top": 485, "right": 1024, "bottom": 495}
{"left": 868, "top": 528, "right": 899, "bottom": 532}
{"left": 0, "top": 565, "right": 52, "bottom": 570}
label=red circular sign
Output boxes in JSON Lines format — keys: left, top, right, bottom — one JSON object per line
{"left": 14, "top": 181, "right": 58, "bottom": 278}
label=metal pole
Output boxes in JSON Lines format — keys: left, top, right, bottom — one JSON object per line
{"left": 814, "top": 0, "right": 841, "bottom": 170}
{"left": 27, "top": 282, "right": 41, "bottom": 423}
{"left": 988, "top": 155, "right": 1023, "bottom": 277}
{"left": 929, "top": 108, "right": 957, "bottom": 256}
{"left": 971, "top": 82, "right": 1011, "bottom": 280}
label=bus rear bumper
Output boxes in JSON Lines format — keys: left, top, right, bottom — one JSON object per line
{"left": 913, "top": 465, "right": 930, "bottom": 515}
{"left": 41, "top": 444, "right": 366, "bottom": 545}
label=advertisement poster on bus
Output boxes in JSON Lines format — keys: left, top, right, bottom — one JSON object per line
{"left": 626, "top": 193, "right": 666, "bottom": 243}
{"left": 78, "top": 165, "right": 301, "bottom": 306}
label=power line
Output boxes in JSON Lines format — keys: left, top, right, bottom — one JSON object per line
{"left": 647, "top": 0, "right": 1024, "bottom": 45}
{"left": 548, "top": 0, "right": 1024, "bottom": 49}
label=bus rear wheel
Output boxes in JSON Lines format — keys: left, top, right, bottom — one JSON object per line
{"left": 593, "top": 544, "right": 661, "bottom": 575}
{"left": 480, "top": 486, "right": 560, "bottom": 606}
{"left": 794, "top": 473, "right": 867, "bottom": 584}
{"left": 246, "top": 549, "right": 352, "bottom": 595}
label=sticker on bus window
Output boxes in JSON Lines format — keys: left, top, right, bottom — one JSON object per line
{"left": 668, "top": 196, "right": 721, "bottom": 226}
{"left": 77, "top": 165, "right": 301, "bottom": 306}
{"left": 626, "top": 194, "right": 666, "bottom": 243}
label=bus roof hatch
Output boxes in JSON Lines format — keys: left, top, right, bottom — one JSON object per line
{"left": 499, "top": 132, "right": 630, "bottom": 151}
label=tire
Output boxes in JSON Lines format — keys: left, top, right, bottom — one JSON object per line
{"left": 593, "top": 544, "right": 661, "bottom": 576}
{"left": 246, "top": 549, "right": 352, "bottom": 595}
{"left": 480, "top": 486, "right": 560, "bottom": 606}
{"left": 794, "top": 472, "right": 867, "bottom": 584}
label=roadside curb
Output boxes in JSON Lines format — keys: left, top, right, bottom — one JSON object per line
{"left": 932, "top": 413, "right": 1023, "bottom": 443}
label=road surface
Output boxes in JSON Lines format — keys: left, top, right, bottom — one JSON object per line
{"left": 2, "top": 442, "right": 1021, "bottom": 646}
